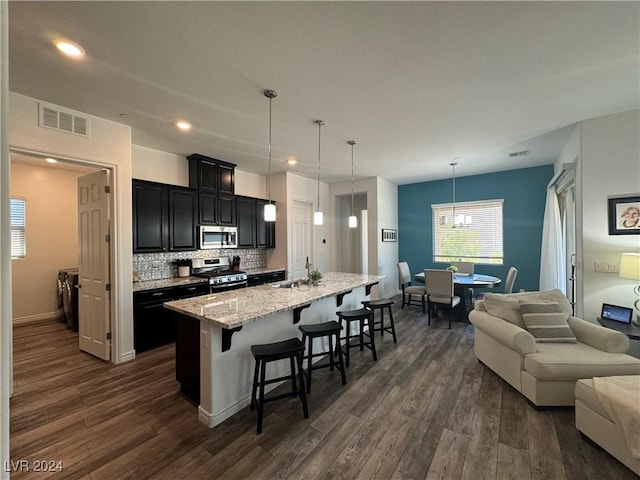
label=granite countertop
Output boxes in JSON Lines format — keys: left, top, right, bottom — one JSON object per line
{"left": 164, "top": 272, "right": 384, "bottom": 329}
{"left": 133, "top": 276, "right": 208, "bottom": 292}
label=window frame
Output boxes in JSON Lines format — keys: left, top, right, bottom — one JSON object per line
{"left": 431, "top": 198, "right": 504, "bottom": 265}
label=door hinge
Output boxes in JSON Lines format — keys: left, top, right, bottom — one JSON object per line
{"left": 106, "top": 332, "right": 111, "bottom": 340}
{"left": 105, "top": 233, "right": 110, "bottom": 242}
{"left": 104, "top": 185, "right": 111, "bottom": 194}
{"left": 106, "top": 283, "right": 111, "bottom": 291}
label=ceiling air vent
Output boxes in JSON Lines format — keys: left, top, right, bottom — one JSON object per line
{"left": 508, "top": 150, "right": 530, "bottom": 158}
{"left": 38, "top": 102, "right": 90, "bottom": 137}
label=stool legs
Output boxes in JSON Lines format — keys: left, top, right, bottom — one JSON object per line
{"left": 302, "top": 330, "right": 346, "bottom": 394}
{"left": 250, "top": 349, "right": 308, "bottom": 435}
{"left": 340, "top": 312, "right": 376, "bottom": 367}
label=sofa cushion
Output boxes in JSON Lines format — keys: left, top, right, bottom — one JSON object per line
{"left": 483, "top": 289, "right": 572, "bottom": 329}
{"left": 520, "top": 300, "right": 576, "bottom": 343}
{"left": 523, "top": 343, "right": 640, "bottom": 381}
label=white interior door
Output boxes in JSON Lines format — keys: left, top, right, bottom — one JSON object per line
{"left": 78, "top": 170, "right": 111, "bottom": 361}
{"left": 292, "top": 200, "right": 312, "bottom": 280}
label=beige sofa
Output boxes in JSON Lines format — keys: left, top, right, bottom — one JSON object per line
{"left": 575, "top": 377, "right": 640, "bottom": 475}
{"left": 469, "top": 290, "right": 640, "bottom": 407}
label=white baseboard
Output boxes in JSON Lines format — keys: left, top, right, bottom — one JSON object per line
{"left": 117, "top": 350, "right": 136, "bottom": 364}
{"left": 13, "top": 311, "right": 63, "bottom": 325}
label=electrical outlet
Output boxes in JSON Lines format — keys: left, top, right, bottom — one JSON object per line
{"left": 152, "top": 260, "right": 159, "bottom": 269}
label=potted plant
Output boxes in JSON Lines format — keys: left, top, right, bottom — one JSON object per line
{"left": 446, "top": 265, "right": 458, "bottom": 273}
{"left": 174, "top": 259, "right": 191, "bottom": 277}
{"left": 309, "top": 268, "right": 323, "bottom": 286}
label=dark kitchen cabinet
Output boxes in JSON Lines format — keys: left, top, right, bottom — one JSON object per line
{"left": 247, "top": 270, "right": 286, "bottom": 287}
{"left": 133, "top": 180, "right": 168, "bottom": 252}
{"left": 256, "top": 198, "right": 276, "bottom": 248}
{"left": 169, "top": 187, "right": 198, "bottom": 251}
{"left": 236, "top": 196, "right": 256, "bottom": 248}
{"left": 133, "top": 180, "right": 197, "bottom": 253}
{"left": 188, "top": 154, "right": 237, "bottom": 226}
{"left": 133, "top": 282, "right": 208, "bottom": 353}
{"left": 236, "top": 196, "right": 276, "bottom": 248}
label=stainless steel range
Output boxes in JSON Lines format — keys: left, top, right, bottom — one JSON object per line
{"left": 191, "top": 258, "right": 248, "bottom": 293}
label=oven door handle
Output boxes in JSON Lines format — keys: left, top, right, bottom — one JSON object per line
{"left": 211, "top": 280, "right": 247, "bottom": 291}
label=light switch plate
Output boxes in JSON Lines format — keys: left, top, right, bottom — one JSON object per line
{"left": 594, "top": 262, "right": 618, "bottom": 273}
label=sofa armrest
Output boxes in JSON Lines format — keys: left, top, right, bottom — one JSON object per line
{"left": 567, "top": 316, "right": 629, "bottom": 353}
{"left": 469, "top": 309, "right": 536, "bottom": 355}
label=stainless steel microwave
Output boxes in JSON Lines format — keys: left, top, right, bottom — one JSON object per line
{"left": 199, "top": 225, "right": 238, "bottom": 249}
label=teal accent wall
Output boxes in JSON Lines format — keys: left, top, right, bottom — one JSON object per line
{"left": 398, "top": 165, "right": 554, "bottom": 293}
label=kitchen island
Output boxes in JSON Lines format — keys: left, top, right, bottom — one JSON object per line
{"left": 164, "top": 272, "right": 384, "bottom": 428}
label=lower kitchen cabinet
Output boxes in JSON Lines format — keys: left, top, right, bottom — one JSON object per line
{"left": 133, "top": 282, "right": 208, "bottom": 353}
{"left": 247, "top": 270, "right": 286, "bottom": 287}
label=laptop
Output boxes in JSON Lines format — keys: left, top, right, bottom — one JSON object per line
{"left": 599, "top": 303, "right": 633, "bottom": 324}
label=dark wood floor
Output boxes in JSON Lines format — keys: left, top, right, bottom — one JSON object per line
{"left": 10, "top": 299, "right": 638, "bottom": 480}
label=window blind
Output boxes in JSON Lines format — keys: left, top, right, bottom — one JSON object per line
{"left": 432, "top": 199, "right": 503, "bottom": 264}
{"left": 11, "top": 198, "right": 26, "bottom": 258}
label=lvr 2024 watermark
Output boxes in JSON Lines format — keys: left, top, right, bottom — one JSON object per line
{"left": 4, "top": 460, "right": 64, "bottom": 472}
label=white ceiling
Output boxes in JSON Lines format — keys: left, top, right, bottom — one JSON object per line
{"left": 8, "top": 2, "right": 639, "bottom": 185}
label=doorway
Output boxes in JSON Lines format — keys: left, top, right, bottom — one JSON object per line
{"left": 291, "top": 199, "right": 313, "bottom": 280}
{"left": 9, "top": 150, "right": 115, "bottom": 360}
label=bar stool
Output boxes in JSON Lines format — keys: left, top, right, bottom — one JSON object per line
{"left": 336, "top": 308, "right": 377, "bottom": 367}
{"left": 362, "top": 299, "right": 397, "bottom": 343}
{"left": 250, "top": 337, "right": 309, "bottom": 434}
{"left": 299, "top": 321, "right": 347, "bottom": 394}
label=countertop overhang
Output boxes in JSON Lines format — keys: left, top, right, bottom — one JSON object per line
{"left": 164, "top": 272, "right": 384, "bottom": 330}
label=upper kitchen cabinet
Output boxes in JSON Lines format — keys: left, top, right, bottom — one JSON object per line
{"left": 133, "top": 180, "right": 198, "bottom": 253}
{"left": 236, "top": 196, "right": 276, "bottom": 249}
{"left": 133, "top": 180, "right": 168, "bottom": 252}
{"left": 188, "top": 154, "right": 236, "bottom": 226}
{"left": 187, "top": 153, "right": 235, "bottom": 194}
{"left": 168, "top": 186, "right": 198, "bottom": 251}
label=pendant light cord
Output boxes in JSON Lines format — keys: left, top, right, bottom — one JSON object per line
{"left": 268, "top": 96, "right": 272, "bottom": 204}
{"left": 315, "top": 120, "right": 325, "bottom": 211}
{"left": 348, "top": 140, "right": 357, "bottom": 216}
{"left": 450, "top": 160, "right": 458, "bottom": 227}
{"left": 264, "top": 89, "right": 277, "bottom": 205}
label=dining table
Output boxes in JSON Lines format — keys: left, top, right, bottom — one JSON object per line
{"left": 413, "top": 271, "right": 502, "bottom": 322}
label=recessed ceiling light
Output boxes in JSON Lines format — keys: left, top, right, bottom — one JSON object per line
{"left": 175, "top": 120, "right": 192, "bottom": 131}
{"left": 287, "top": 158, "right": 297, "bottom": 166}
{"left": 55, "top": 40, "right": 85, "bottom": 58}
{"left": 45, "top": 158, "right": 57, "bottom": 164}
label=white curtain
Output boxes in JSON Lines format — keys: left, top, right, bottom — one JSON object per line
{"left": 540, "top": 187, "right": 566, "bottom": 292}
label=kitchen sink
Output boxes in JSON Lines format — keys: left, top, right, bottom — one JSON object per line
{"left": 270, "top": 279, "right": 308, "bottom": 288}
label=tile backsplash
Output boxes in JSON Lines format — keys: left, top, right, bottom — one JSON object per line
{"left": 133, "top": 249, "right": 267, "bottom": 281}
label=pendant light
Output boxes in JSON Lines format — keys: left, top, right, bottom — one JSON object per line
{"left": 347, "top": 140, "right": 358, "bottom": 228}
{"left": 450, "top": 159, "right": 471, "bottom": 227}
{"left": 263, "top": 89, "right": 277, "bottom": 222}
{"left": 314, "top": 120, "right": 325, "bottom": 225}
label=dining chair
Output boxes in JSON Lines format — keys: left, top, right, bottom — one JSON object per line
{"left": 503, "top": 266, "right": 518, "bottom": 294}
{"left": 451, "top": 261, "right": 474, "bottom": 275}
{"left": 397, "top": 262, "right": 426, "bottom": 313}
{"left": 424, "top": 269, "right": 461, "bottom": 329}
{"left": 475, "top": 266, "right": 518, "bottom": 304}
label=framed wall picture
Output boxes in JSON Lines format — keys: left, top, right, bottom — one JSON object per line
{"left": 381, "top": 228, "right": 397, "bottom": 242}
{"left": 608, "top": 195, "right": 640, "bottom": 235}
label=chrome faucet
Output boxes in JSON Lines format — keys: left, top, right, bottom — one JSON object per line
{"left": 305, "top": 256, "right": 311, "bottom": 279}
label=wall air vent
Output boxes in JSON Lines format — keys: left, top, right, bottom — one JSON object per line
{"left": 38, "top": 102, "right": 90, "bottom": 137}
{"left": 508, "top": 150, "right": 530, "bottom": 158}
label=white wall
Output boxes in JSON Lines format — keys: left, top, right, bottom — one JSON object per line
{"left": 580, "top": 109, "right": 640, "bottom": 321}
{"left": 132, "top": 145, "right": 188, "bottom": 186}
{"left": 10, "top": 162, "right": 89, "bottom": 322}
{"left": 9, "top": 92, "right": 134, "bottom": 363}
